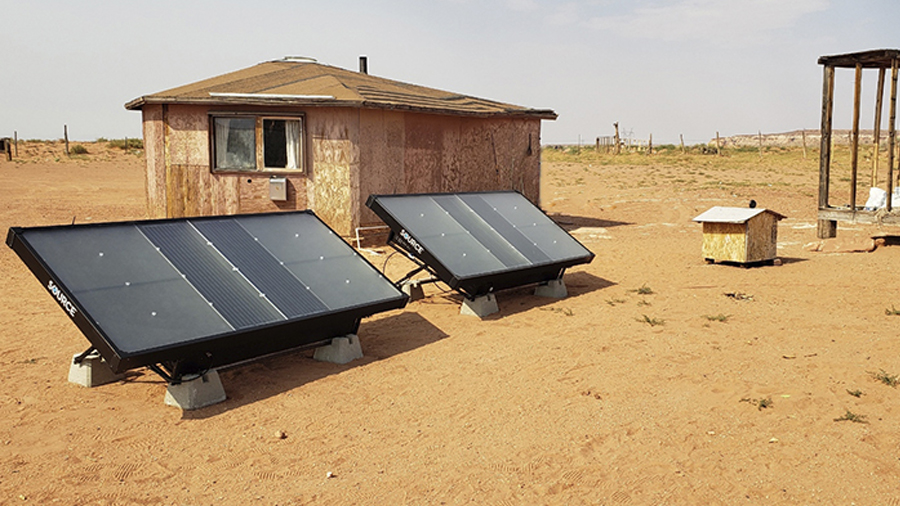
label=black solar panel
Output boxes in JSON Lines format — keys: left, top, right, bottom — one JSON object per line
{"left": 366, "top": 191, "right": 594, "bottom": 297}
{"left": 7, "top": 211, "right": 407, "bottom": 377}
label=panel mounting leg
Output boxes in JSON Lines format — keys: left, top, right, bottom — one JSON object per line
{"left": 68, "top": 350, "right": 125, "bottom": 388}
{"left": 164, "top": 370, "right": 226, "bottom": 410}
{"left": 401, "top": 279, "right": 426, "bottom": 301}
{"left": 460, "top": 293, "right": 499, "bottom": 318}
{"left": 534, "top": 279, "right": 568, "bottom": 298}
{"left": 313, "top": 334, "right": 363, "bottom": 364}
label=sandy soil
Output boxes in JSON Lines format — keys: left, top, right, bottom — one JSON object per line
{"left": 2, "top": 142, "right": 900, "bottom": 504}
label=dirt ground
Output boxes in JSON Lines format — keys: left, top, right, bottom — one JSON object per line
{"left": 2, "top": 141, "right": 900, "bottom": 504}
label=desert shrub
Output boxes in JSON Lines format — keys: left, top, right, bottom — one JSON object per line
{"left": 70, "top": 144, "right": 88, "bottom": 155}
{"left": 108, "top": 138, "right": 143, "bottom": 150}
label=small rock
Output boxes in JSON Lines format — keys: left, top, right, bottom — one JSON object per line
{"left": 326, "top": 471, "right": 335, "bottom": 479}
{"left": 769, "top": 437, "right": 779, "bottom": 444}
{"left": 275, "top": 430, "right": 287, "bottom": 440}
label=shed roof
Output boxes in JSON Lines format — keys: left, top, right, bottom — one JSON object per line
{"left": 692, "top": 206, "right": 786, "bottom": 224}
{"left": 125, "top": 57, "right": 557, "bottom": 120}
{"left": 818, "top": 49, "right": 900, "bottom": 69}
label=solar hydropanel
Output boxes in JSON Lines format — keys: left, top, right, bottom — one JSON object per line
{"left": 366, "top": 191, "right": 594, "bottom": 297}
{"left": 7, "top": 211, "right": 407, "bottom": 378}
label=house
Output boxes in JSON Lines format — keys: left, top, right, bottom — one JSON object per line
{"left": 125, "top": 56, "right": 557, "bottom": 236}
{"left": 693, "top": 206, "right": 786, "bottom": 264}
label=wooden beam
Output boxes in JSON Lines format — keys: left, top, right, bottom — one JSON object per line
{"left": 872, "top": 67, "right": 886, "bottom": 186}
{"left": 850, "top": 63, "right": 862, "bottom": 212}
{"left": 818, "top": 64, "right": 836, "bottom": 238}
{"left": 888, "top": 59, "right": 898, "bottom": 211}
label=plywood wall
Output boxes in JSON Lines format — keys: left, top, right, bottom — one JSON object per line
{"left": 746, "top": 213, "right": 778, "bottom": 262}
{"left": 309, "top": 108, "right": 357, "bottom": 235}
{"left": 356, "top": 113, "right": 542, "bottom": 228}
{"left": 701, "top": 222, "right": 747, "bottom": 262}
{"left": 141, "top": 103, "right": 543, "bottom": 236}
{"left": 142, "top": 105, "right": 167, "bottom": 219}
{"left": 142, "top": 105, "right": 314, "bottom": 223}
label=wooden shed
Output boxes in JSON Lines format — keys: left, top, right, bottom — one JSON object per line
{"left": 125, "top": 56, "right": 556, "bottom": 237}
{"left": 693, "top": 206, "right": 786, "bottom": 264}
{"left": 817, "top": 49, "right": 900, "bottom": 238}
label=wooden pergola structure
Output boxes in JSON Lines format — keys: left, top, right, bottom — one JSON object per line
{"left": 817, "top": 49, "right": 900, "bottom": 238}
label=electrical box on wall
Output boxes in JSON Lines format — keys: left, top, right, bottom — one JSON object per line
{"left": 269, "top": 177, "right": 287, "bottom": 201}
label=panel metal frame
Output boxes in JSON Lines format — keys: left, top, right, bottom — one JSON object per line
{"left": 7, "top": 210, "right": 408, "bottom": 380}
{"left": 366, "top": 191, "right": 595, "bottom": 298}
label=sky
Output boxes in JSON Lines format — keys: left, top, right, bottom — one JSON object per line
{"left": 1, "top": 0, "right": 898, "bottom": 145}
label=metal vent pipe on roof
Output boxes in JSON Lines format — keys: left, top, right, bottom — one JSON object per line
{"left": 359, "top": 55, "right": 368, "bottom": 74}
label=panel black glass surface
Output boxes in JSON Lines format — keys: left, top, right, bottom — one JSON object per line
{"left": 366, "top": 191, "right": 594, "bottom": 297}
{"left": 7, "top": 211, "right": 407, "bottom": 376}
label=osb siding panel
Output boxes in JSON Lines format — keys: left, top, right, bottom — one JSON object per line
{"left": 404, "top": 114, "right": 443, "bottom": 194}
{"left": 358, "top": 109, "right": 405, "bottom": 226}
{"left": 142, "top": 105, "right": 167, "bottom": 219}
{"left": 701, "top": 222, "right": 747, "bottom": 262}
{"left": 238, "top": 175, "right": 308, "bottom": 214}
{"left": 166, "top": 105, "right": 209, "bottom": 167}
{"left": 403, "top": 115, "right": 542, "bottom": 208}
{"left": 746, "top": 213, "right": 778, "bottom": 262}
{"left": 309, "top": 108, "right": 357, "bottom": 235}
{"left": 213, "top": 174, "right": 240, "bottom": 216}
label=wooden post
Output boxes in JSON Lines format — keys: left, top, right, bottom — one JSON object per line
{"left": 801, "top": 130, "right": 807, "bottom": 160}
{"left": 13, "top": 131, "right": 17, "bottom": 157}
{"left": 817, "top": 65, "right": 836, "bottom": 238}
{"left": 613, "top": 122, "right": 620, "bottom": 155}
{"left": 595, "top": 137, "right": 599, "bottom": 151}
{"left": 887, "top": 59, "right": 898, "bottom": 212}
{"left": 758, "top": 130, "right": 763, "bottom": 160}
{"left": 872, "top": 67, "right": 886, "bottom": 187}
{"left": 648, "top": 133, "right": 653, "bottom": 155}
{"left": 716, "top": 131, "right": 722, "bottom": 156}
{"left": 850, "top": 63, "right": 862, "bottom": 211}
{"left": 64, "top": 124, "right": 69, "bottom": 156}
{"left": 680, "top": 134, "right": 685, "bottom": 154}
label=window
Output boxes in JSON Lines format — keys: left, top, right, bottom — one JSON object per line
{"left": 212, "top": 115, "right": 303, "bottom": 172}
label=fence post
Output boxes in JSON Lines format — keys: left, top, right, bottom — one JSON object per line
{"left": 64, "top": 125, "right": 69, "bottom": 156}
{"left": 614, "top": 122, "right": 620, "bottom": 155}
{"left": 680, "top": 134, "right": 685, "bottom": 154}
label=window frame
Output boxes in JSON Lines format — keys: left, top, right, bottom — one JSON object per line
{"left": 209, "top": 112, "right": 306, "bottom": 174}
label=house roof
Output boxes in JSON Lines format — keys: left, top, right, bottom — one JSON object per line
{"left": 692, "top": 206, "right": 786, "bottom": 224}
{"left": 125, "top": 57, "right": 557, "bottom": 120}
{"left": 818, "top": 49, "right": 900, "bottom": 69}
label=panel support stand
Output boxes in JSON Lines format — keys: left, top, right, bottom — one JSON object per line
{"left": 313, "top": 334, "right": 363, "bottom": 364}
{"left": 534, "top": 279, "right": 568, "bottom": 298}
{"left": 460, "top": 293, "right": 499, "bottom": 318}
{"left": 401, "top": 279, "right": 425, "bottom": 301}
{"left": 164, "top": 370, "right": 226, "bottom": 410}
{"left": 68, "top": 350, "right": 125, "bottom": 387}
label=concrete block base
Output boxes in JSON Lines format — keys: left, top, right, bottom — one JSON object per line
{"left": 535, "top": 279, "right": 568, "bottom": 298}
{"left": 68, "top": 352, "right": 125, "bottom": 387}
{"left": 460, "top": 293, "right": 499, "bottom": 318}
{"left": 401, "top": 280, "right": 425, "bottom": 301}
{"left": 313, "top": 334, "right": 363, "bottom": 364}
{"left": 164, "top": 370, "right": 226, "bottom": 410}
